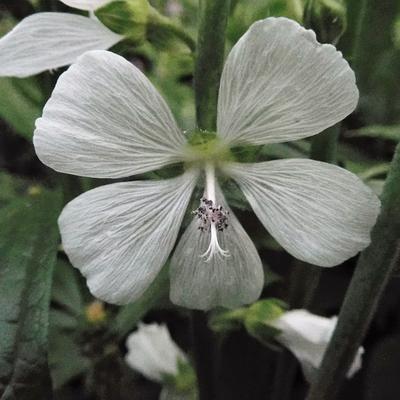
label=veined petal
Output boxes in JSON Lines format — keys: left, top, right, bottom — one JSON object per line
{"left": 170, "top": 186, "right": 264, "bottom": 310}
{"left": 125, "top": 323, "right": 187, "bottom": 383}
{"left": 34, "top": 50, "right": 187, "bottom": 178}
{"left": 217, "top": 17, "right": 358, "bottom": 146}
{"left": 0, "top": 13, "right": 122, "bottom": 78}
{"left": 59, "top": 170, "right": 198, "bottom": 304}
{"left": 226, "top": 159, "right": 380, "bottom": 267}
{"left": 59, "top": 0, "right": 112, "bottom": 10}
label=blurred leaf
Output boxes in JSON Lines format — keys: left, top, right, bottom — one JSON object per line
{"left": 52, "top": 259, "right": 84, "bottom": 317}
{"left": 111, "top": 264, "right": 170, "bottom": 339}
{"left": 48, "top": 331, "right": 89, "bottom": 390}
{"left": 348, "top": 125, "right": 400, "bottom": 142}
{"left": 0, "top": 77, "right": 44, "bottom": 140}
{"left": 0, "top": 172, "right": 32, "bottom": 206}
{"left": 0, "top": 189, "right": 62, "bottom": 399}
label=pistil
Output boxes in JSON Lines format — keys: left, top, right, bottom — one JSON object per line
{"left": 192, "top": 163, "right": 230, "bottom": 261}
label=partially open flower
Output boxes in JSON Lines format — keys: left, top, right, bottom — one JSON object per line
{"left": 270, "top": 309, "right": 364, "bottom": 383}
{"left": 33, "top": 18, "right": 380, "bottom": 310}
{"left": 125, "top": 323, "right": 187, "bottom": 383}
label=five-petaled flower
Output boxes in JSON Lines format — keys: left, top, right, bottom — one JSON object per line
{"left": 33, "top": 17, "right": 380, "bottom": 310}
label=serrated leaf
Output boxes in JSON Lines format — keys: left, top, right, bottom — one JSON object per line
{"left": 0, "top": 189, "right": 62, "bottom": 399}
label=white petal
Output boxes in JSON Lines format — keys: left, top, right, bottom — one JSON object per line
{"left": 34, "top": 50, "right": 187, "bottom": 178}
{"left": 59, "top": 170, "right": 198, "bottom": 304}
{"left": 59, "top": 0, "right": 112, "bottom": 10}
{"left": 170, "top": 186, "right": 264, "bottom": 310}
{"left": 226, "top": 159, "right": 380, "bottom": 267}
{"left": 0, "top": 13, "right": 122, "bottom": 78}
{"left": 125, "top": 323, "right": 186, "bottom": 383}
{"left": 217, "top": 17, "right": 358, "bottom": 146}
{"left": 270, "top": 310, "right": 364, "bottom": 383}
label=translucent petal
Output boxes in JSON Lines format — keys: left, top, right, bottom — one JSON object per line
{"left": 125, "top": 323, "right": 186, "bottom": 383}
{"left": 34, "top": 50, "right": 187, "bottom": 178}
{"left": 59, "top": 0, "right": 112, "bottom": 10}
{"left": 217, "top": 17, "right": 358, "bottom": 145}
{"left": 0, "top": 13, "right": 122, "bottom": 78}
{"left": 170, "top": 186, "right": 264, "bottom": 310}
{"left": 271, "top": 310, "right": 364, "bottom": 383}
{"left": 226, "top": 159, "right": 380, "bottom": 267}
{"left": 59, "top": 170, "right": 198, "bottom": 304}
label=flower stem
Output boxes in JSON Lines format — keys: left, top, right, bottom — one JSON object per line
{"left": 194, "top": 0, "right": 231, "bottom": 131}
{"left": 307, "top": 142, "right": 400, "bottom": 400}
{"left": 192, "top": 1, "right": 230, "bottom": 399}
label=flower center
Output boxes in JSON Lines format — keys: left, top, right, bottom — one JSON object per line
{"left": 193, "top": 163, "right": 230, "bottom": 262}
{"left": 184, "top": 130, "right": 233, "bottom": 166}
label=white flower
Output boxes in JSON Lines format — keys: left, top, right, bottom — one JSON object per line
{"left": 33, "top": 17, "right": 380, "bottom": 310}
{"left": 125, "top": 323, "right": 187, "bottom": 383}
{"left": 0, "top": 0, "right": 122, "bottom": 78}
{"left": 270, "top": 309, "right": 364, "bottom": 383}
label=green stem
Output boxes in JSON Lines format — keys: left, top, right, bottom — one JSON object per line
{"left": 307, "top": 143, "right": 400, "bottom": 400}
{"left": 194, "top": 0, "right": 231, "bottom": 131}
{"left": 191, "top": 1, "right": 230, "bottom": 398}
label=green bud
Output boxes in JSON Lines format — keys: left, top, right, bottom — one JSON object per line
{"left": 243, "top": 298, "right": 287, "bottom": 348}
{"left": 95, "top": 0, "right": 150, "bottom": 44}
{"left": 95, "top": 0, "right": 195, "bottom": 51}
{"left": 304, "top": 0, "right": 347, "bottom": 44}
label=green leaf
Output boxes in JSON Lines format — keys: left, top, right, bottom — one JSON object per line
{"left": 0, "top": 77, "right": 44, "bottom": 140}
{"left": 348, "top": 125, "right": 400, "bottom": 142}
{"left": 51, "top": 259, "right": 83, "bottom": 318}
{"left": 0, "top": 189, "right": 62, "bottom": 399}
{"left": 111, "top": 263, "right": 169, "bottom": 339}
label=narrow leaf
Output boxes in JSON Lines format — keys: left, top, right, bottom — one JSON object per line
{"left": 0, "top": 189, "right": 62, "bottom": 399}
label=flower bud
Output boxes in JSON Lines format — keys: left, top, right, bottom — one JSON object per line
{"left": 268, "top": 309, "right": 364, "bottom": 383}
{"left": 125, "top": 323, "right": 197, "bottom": 397}
{"left": 95, "top": 0, "right": 150, "bottom": 44}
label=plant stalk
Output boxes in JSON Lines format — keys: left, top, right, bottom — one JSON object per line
{"left": 307, "top": 142, "right": 400, "bottom": 400}
{"left": 192, "top": 1, "right": 230, "bottom": 399}
{"left": 194, "top": 0, "right": 231, "bottom": 131}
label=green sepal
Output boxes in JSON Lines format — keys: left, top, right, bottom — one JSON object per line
{"left": 209, "top": 307, "right": 248, "bottom": 333}
{"left": 163, "top": 359, "right": 198, "bottom": 395}
{"left": 95, "top": 0, "right": 150, "bottom": 43}
{"left": 243, "top": 299, "right": 288, "bottom": 348}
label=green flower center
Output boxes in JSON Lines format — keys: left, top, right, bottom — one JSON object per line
{"left": 184, "top": 130, "right": 233, "bottom": 167}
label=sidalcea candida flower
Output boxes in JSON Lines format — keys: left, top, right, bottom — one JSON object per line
{"left": 125, "top": 323, "right": 188, "bottom": 383}
{"left": 33, "top": 17, "right": 380, "bottom": 310}
{"left": 270, "top": 309, "right": 364, "bottom": 383}
{"left": 0, "top": 0, "right": 122, "bottom": 78}
{"left": 125, "top": 323, "right": 197, "bottom": 399}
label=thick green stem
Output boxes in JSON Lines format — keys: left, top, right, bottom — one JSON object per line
{"left": 307, "top": 143, "right": 400, "bottom": 400}
{"left": 194, "top": 0, "right": 231, "bottom": 131}
{"left": 192, "top": 1, "right": 230, "bottom": 399}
